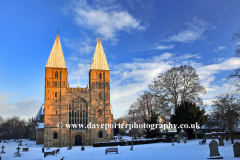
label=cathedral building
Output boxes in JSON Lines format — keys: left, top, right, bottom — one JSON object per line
{"left": 43, "top": 33, "right": 113, "bottom": 147}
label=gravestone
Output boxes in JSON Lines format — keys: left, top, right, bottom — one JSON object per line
{"left": 172, "top": 139, "right": 174, "bottom": 146}
{"left": 177, "top": 139, "right": 180, "bottom": 143}
{"left": 126, "top": 140, "right": 128, "bottom": 146}
{"left": 1, "top": 145, "right": 5, "bottom": 153}
{"left": 19, "top": 141, "right": 22, "bottom": 146}
{"left": 14, "top": 146, "right": 21, "bottom": 157}
{"left": 218, "top": 136, "right": 224, "bottom": 146}
{"left": 184, "top": 139, "right": 187, "bottom": 143}
{"left": 16, "top": 146, "right": 21, "bottom": 153}
{"left": 233, "top": 142, "right": 240, "bottom": 157}
{"left": 207, "top": 140, "right": 223, "bottom": 159}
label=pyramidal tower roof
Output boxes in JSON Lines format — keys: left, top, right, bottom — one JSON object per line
{"left": 46, "top": 34, "right": 66, "bottom": 68}
{"left": 90, "top": 37, "right": 110, "bottom": 70}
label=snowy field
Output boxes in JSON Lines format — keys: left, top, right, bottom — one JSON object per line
{"left": 0, "top": 138, "right": 238, "bottom": 160}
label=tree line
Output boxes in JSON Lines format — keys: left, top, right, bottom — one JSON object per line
{"left": 0, "top": 116, "right": 32, "bottom": 140}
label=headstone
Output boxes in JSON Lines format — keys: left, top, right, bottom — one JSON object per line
{"left": 7, "top": 141, "right": 8, "bottom": 144}
{"left": 218, "top": 136, "right": 224, "bottom": 146}
{"left": 126, "top": 140, "right": 128, "bottom": 146}
{"left": 42, "top": 148, "right": 44, "bottom": 153}
{"left": 207, "top": 140, "right": 223, "bottom": 159}
{"left": 19, "top": 141, "right": 22, "bottom": 146}
{"left": 23, "top": 147, "right": 28, "bottom": 151}
{"left": 172, "top": 139, "right": 174, "bottom": 146}
{"left": 1, "top": 145, "right": 5, "bottom": 153}
{"left": 233, "top": 142, "right": 240, "bottom": 157}
{"left": 177, "top": 139, "right": 180, "bottom": 143}
{"left": 14, "top": 146, "right": 21, "bottom": 157}
{"left": 16, "top": 146, "right": 21, "bottom": 153}
{"left": 184, "top": 139, "right": 187, "bottom": 143}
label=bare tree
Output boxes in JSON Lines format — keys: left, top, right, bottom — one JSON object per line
{"left": 0, "top": 116, "right": 4, "bottom": 124}
{"left": 212, "top": 93, "right": 240, "bottom": 144}
{"left": 149, "top": 65, "right": 206, "bottom": 111}
{"left": 230, "top": 28, "right": 240, "bottom": 89}
{"left": 128, "top": 91, "right": 172, "bottom": 138}
{"left": 129, "top": 91, "right": 171, "bottom": 123}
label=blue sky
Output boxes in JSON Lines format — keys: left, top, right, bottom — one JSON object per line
{"left": 0, "top": 0, "right": 240, "bottom": 120}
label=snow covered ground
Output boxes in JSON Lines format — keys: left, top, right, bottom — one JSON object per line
{"left": 0, "top": 138, "right": 238, "bottom": 160}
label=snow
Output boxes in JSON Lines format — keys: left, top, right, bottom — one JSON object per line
{"left": 0, "top": 138, "right": 238, "bottom": 160}
{"left": 36, "top": 123, "right": 44, "bottom": 129}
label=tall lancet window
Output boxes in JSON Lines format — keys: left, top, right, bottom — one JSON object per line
{"left": 69, "top": 97, "right": 88, "bottom": 130}
{"left": 55, "top": 71, "right": 58, "bottom": 78}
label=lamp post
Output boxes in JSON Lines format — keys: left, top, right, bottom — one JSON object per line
{"left": 129, "top": 109, "right": 137, "bottom": 150}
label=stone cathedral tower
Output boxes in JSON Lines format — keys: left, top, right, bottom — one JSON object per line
{"left": 44, "top": 33, "right": 113, "bottom": 147}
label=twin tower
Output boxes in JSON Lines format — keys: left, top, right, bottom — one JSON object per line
{"left": 44, "top": 33, "right": 113, "bottom": 147}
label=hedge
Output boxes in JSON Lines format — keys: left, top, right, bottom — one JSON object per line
{"left": 93, "top": 139, "right": 163, "bottom": 147}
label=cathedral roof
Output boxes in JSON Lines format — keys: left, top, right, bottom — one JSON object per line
{"left": 46, "top": 34, "right": 66, "bottom": 68}
{"left": 35, "top": 104, "right": 44, "bottom": 121}
{"left": 90, "top": 37, "right": 110, "bottom": 70}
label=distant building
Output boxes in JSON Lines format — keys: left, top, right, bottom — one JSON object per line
{"left": 29, "top": 104, "right": 44, "bottom": 142}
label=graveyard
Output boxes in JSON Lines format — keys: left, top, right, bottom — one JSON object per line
{"left": 0, "top": 138, "right": 239, "bottom": 160}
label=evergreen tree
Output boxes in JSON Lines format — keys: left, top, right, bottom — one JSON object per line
{"left": 144, "top": 110, "right": 159, "bottom": 138}
{"left": 171, "top": 101, "right": 205, "bottom": 139}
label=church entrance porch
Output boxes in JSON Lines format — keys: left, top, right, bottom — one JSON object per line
{"left": 75, "top": 135, "right": 82, "bottom": 146}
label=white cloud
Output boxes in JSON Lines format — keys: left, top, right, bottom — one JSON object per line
{"left": 175, "top": 53, "right": 201, "bottom": 60}
{"left": 62, "top": 37, "right": 95, "bottom": 55}
{"left": 196, "top": 57, "right": 240, "bottom": 80}
{"left": 64, "top": 0, "right": 145, "bottom": 43}
{"left": 163, "top": 17, "right": 215, "bottom": 43}
{"left": 68, "top": 63, "right": 91, "bottom": 81}
{"left": 213, "top": 46, "right": 227, "bottom": 52}
{"left": 153, "top": 44, "right": 175, "bottom": 50}
{"left": 0, "top": 97, "right": 41, "bottom": 119}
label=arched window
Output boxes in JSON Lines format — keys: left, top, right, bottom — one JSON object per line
{"left": 55, "top": 81, "right": 57, "bottom": 87}
{"left": 56, "top": 110, "right": 57, "bottom": 115}
{"left": 53, "top": 132, "right": 58, "bottom": 139}
{"left": 99, "top": 82, "right": 101, "bottom": 88}
{"left": 55, "top": 72, "right": 58, "bottom": 78}
{"left": 99, "top": 93, "right": 101, "bottom": 100}
{"left": 55, "top": 92, "right": 57, "bottom": 98}
{"left": 69, "top": 98, "right": 88, "bottom": 130}
{"left": 99, "top": 73, "right": 102, "bottom": 79}
{"left": 99, "top": 131, "right": 103, "bottom": 138}
{"left": 98, "top": 109, "right": 101, "bottom": 115}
